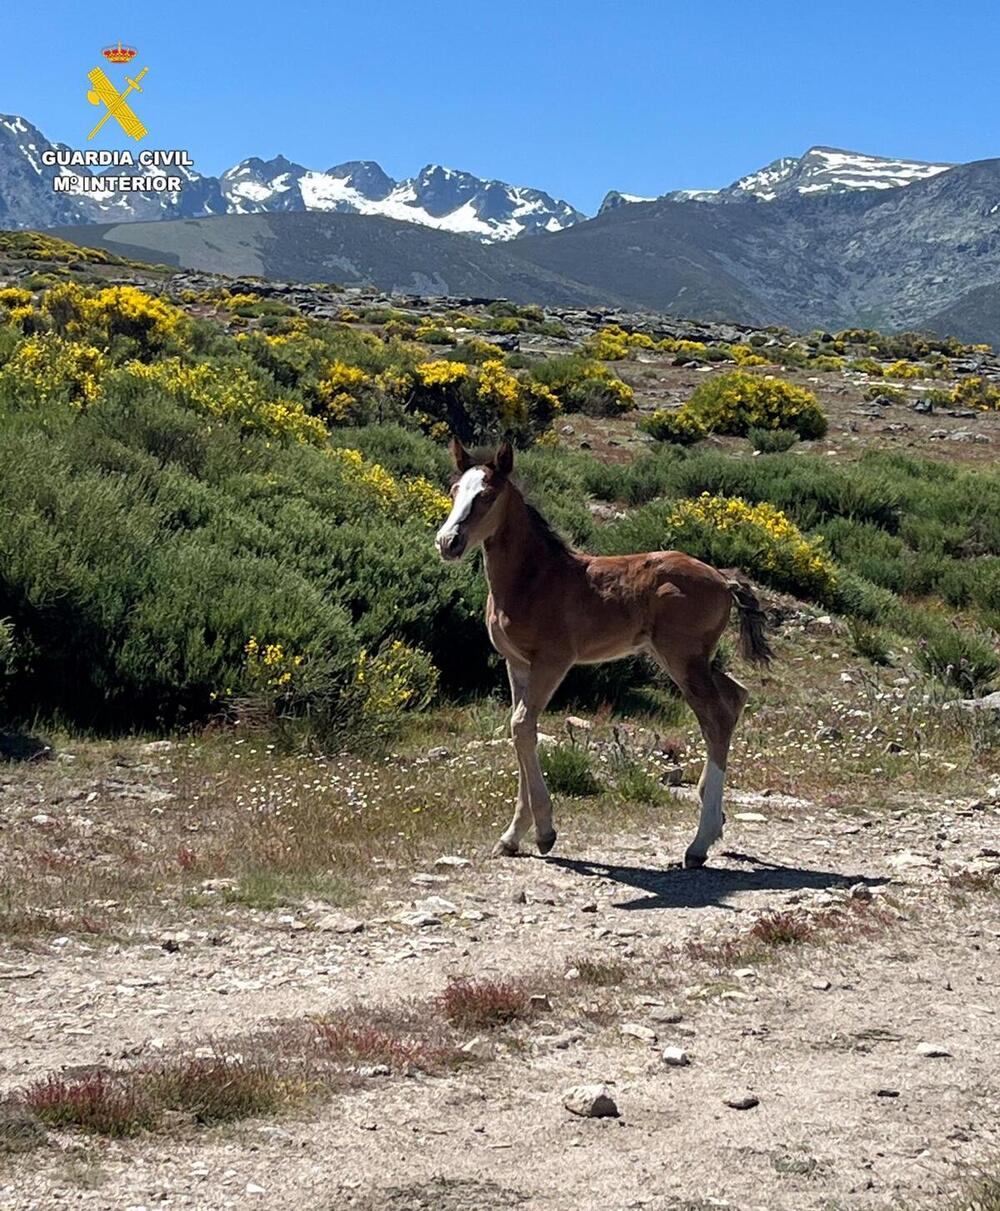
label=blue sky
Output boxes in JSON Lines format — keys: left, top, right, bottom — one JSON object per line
{"left": 4, "top": 0, "right": 998, "bottom": 213}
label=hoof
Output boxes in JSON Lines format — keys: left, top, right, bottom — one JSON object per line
{"left": 684, "top": 850, "right": 707, "bottom": 869}
{"left": 536, "top": 830, "right": 557, "bottom": 856}
{"left": 491, "top": 838, "right": 519, "bottom": 858}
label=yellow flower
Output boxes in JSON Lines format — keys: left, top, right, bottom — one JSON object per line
{"left": 416, "top": 359, "right": 469, "bottom": 388}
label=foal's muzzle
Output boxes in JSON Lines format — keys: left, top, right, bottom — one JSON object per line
{"left": 435, "top": 530, "right": 467, "bottom": 561}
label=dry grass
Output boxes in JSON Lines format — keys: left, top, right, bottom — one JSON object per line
{"left": 679, "top": 899, "right": 896, "bottom": 970}
{"left": 436, "top": 978, "right": 535, "bottom": 1030}
{"left": 566, "top": 955, "right": 631, "bottom": 986}
{"left": 21, "top": 1070, "right": 157, "bottom": 1138}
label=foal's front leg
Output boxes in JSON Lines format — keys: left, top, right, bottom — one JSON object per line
{"left": 494, "top": 659, "right": 569, "bottom": 857}
{"left": 493, "top": 660, "right": 533, "bottom": 857}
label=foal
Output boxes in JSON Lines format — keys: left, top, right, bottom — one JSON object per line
{"left": 435, "top": 439, "right": 772, "bottom": 868}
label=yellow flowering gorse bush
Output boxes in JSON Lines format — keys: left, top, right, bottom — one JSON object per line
{"left": 0, "top": 333, "right": 106, "bottom": 406}
{"left": 669, "top": 493, "right": 837, "bottom": 598}
{"left": 121, "top": 359, "right": 328, "bottom": 444}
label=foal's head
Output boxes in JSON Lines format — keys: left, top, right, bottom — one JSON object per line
{"left": 435, "top": 438, "right": 514, "bottom": 562}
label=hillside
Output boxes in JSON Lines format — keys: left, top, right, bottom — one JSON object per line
{"left": 513, "top": 158, "right": 1000, "bottom": 345}
{"left": 47, "top": 212, "right": 624, "bottom": 305}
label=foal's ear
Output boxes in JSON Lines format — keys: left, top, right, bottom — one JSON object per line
{"left": 450, "top": 437, "right": 473, "bottom": 472}
{"left": 495, "top": 439, "right": 514, "bottom": 477}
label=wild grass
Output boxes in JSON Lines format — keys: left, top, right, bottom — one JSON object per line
{"left": 678, "top": 900, "right": 896, "bottom": 970}
{"left": 566, "top": 955, "right": 630, "bottom": 986}
{"left": 220, "top": 871, "right": 353, "bottom": 911}
{"left": 539, "top": 742, "right": 603, "bottom": 796}
{"left": 437, "top": 978, "right": 535, "bottom": 1029}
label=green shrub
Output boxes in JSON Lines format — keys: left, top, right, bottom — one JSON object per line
{"left": 916, "top": 629, "right": 998, "bottom": 696}
{"left": 530, "top": 354, "right": 634, "bottom": 417}
{"left": 640, "top": 409, "right": 707, "bottom": 445}
{"left": 848, "top": 620, "right": 892, "bottom": 666}
{"left": 748, "top": 427, "right": 798, "bottom": 453}
{"left": 684, "top": 371, "right": 828, "bottom": 439}
{"left": 539, "top": 743, "right": 602, "bottom": 796}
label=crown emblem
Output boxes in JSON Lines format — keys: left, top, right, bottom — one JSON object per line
{"left": 102, "top": 41, "right": 138, "bottom": 64}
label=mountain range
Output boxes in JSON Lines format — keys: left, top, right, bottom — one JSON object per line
{"left": 2, "top": 111, "right": 999, "bottom": 344}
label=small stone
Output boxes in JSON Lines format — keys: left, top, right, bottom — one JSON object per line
{"left": 461, "top": 1036, "right": 495, "bottom": 1060}
{"left": 434, "top": 855, "right": 471, "bottom": 869}
{"left": 580, "top": 902, "right": 598, "bottom": 914}
{"left": 30, "top": 814, "right": 52, "bottom": 826}
{"left": 648, "top": 1006, "right": 683, "bottom": 1025}
{"left": 621, "top": 1022, "right": 657, "bottom": 1044}
{"left": 529, "top": 994, "right": 552, "bottom": 1012}
{"left": 811, "top": 978, "right": 832, "bottom": 991}
{"left": 510, "top": 889, "right": 527, "bottom": 905}
{"left": 246, "top": 1183, "right": 266, "bottom": 1196}
{"left": 564, "top": 967, "right": 581, "bottom": 980}
{"left": 427, "top": 746, "right": 451, "bottom": 760}
{"left": 849, "top": 884, "right": 873, "bottom": 902}
{"left": 357, "top": 1064, "right": 391, "bottom": 1077}
{"left": 661, "top": 1046, "right": 690, "bottom": 1067}
{"left": 885, "top": 741, "right": 904, "bottom": 754}
{"left": 563, "top": 1083, "right": 619, "bottom": 1118}
{"left": 875, "top": 1088, "right": 900, "bottom": 1097}
{"left": 723, "top": 1092, "right": 759, "bottom": 1110}
{"left": 916, "top": 1042, "right": 952, "bottom": 1058}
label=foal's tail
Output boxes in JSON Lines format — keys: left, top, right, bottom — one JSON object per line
{"left": 726, "top": 576, "right": 774, "bottom": 666}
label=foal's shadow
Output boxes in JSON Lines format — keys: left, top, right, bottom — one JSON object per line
{"left": 545, "top": 849, "right": 887, "bottom": 912}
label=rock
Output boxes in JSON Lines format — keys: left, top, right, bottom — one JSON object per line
{"left": 413, "top": 896, "right": 458, "bottom": 915}
{"left": 140, "top": 740, "right": 174, "bottom": 754}
{"left": 916, "top": 1042, "right": 952, "bottom": 1058}
{"left": 648, "top": 1006, "right": 683, "bottom": 1025}
{"left": 816, "top": 725, "right": 843, "bottom": 742}
{"left": 723, "top": 1092, "right": 760, "bottom": 1110}
{"left": 410, "top": 873, "right": 448, "bottom": 886}
{"left": 885, "top": 741, "right": 904, "bottom": 754}
{"left": 811, "top": 978, "right": 832, "bottom": 991}
{"left": 580, "top": 902, "right": 598, "bottom": 914}
{"left": 621, "top": 1022, "right": 657, "bottom": 1044}
{"left": 427, "top": 746, "right": 451, "bottom": 760}
{"left": 314, "top": 914, "right": 364, "bottom": 934}
{"left": 875, "top": 1088, "right": 900, "bottom": 1097}
{"left": 660, "top": 765, "right": 685, "bottom": 786}
{"left": 461, "top": 1036, "right": 495, "bottom": 1060}
{"left": 564, "top": 967, "right": 581, "bottom": 980}
{"left": 951, "top": 691, "right": 1000, "bottom": 716}
{"left": 396, "top": 912, "right": 441, "bottom": 928}
{"left": 529, "top": 994, "right": 552, "bottom": 1012}
{"left": 734, "top": 811, "right": 767, "bottom": 823}
{"left": 849, "top": 884, "right": 873, "bottom": 902}
{"left": 434, "top": 855, "right": 471, "bottom": 869}
{"left": 563, "top": 1083, "right": 619, "bottom": 1118}
{"left": 912, "top": 398, "right": 934, "bottom": 413}
{"left": 246, "top": 1183, "right": 266, "bottom": 1196}
{"left": 357, "top": 1064, "right": 391, "bottom": 1077}
{"left": 661, "top": 1046, "right": 690, "bottom": 1067}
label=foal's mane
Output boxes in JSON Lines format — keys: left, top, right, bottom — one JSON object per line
{"left": 512, "top": 478, "right": 576, "bottom": 563}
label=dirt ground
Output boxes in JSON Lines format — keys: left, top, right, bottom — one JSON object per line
{"left": 2, "top": 744, "right": 998, "bottom": 1211}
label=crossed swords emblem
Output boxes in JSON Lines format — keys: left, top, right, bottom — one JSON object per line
{"left": 86, "top": 64, "right": 149, "bottom": 141}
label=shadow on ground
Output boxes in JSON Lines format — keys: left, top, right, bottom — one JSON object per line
{"left": 0, "top": 730, "right": 52, "bottom": 763}
{"left": 546, "top": 850, "right": 888, "bottom": 911}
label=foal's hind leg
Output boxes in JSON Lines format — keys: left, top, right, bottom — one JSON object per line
{"left": 652, "top": 649, "right": 748, "bottom": 867}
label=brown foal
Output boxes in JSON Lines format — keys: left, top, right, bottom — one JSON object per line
{"left": 435, "top": 439, "right": 772, "bottom": 868}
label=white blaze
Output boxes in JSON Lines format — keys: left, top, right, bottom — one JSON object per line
{"left": 436, "top": 467, "right": 486, "bottom": 549}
